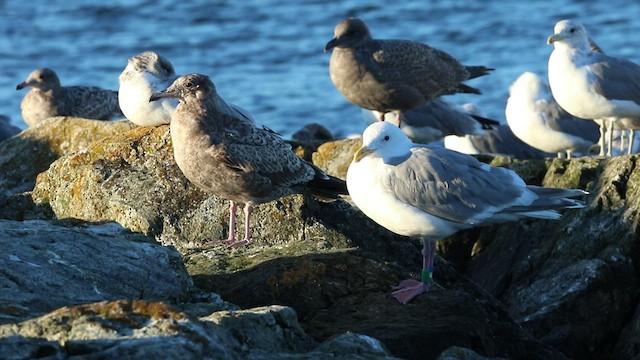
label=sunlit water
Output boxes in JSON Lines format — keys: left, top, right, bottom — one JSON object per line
{"left": 1, "top": 0, "right": 639, "bottom": 138}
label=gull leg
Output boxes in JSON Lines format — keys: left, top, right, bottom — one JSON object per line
{"left": 596, "top": 119, "right": 606, "bottom": 156}
{"left": 629, "top": 130, "right": 635, "bottom": 154}
{"left": 203, "top": 201, "right": 238, "bottom": 247}
{"left": 392, "top": 240, "right": 435, "bottom": 304}
{"left": 607, "top": 119, "right": 614, "bottom": 156}
{"left": 620, "top": 129, "right": 626, "bottom": 153}
{"left": 227, "top": 203, "right": 253, "bottom": 248}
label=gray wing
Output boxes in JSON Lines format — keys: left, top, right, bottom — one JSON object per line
{"left": 537, "top": 99, "right": 600, "bottom": 143}
{"left": 383, "top": 145, "right": 527, "bottom": 224}
{"left": 371, "top": 39, "right": 470, "bottom": 96}
{"left": 589, "top": 53, "right": 640, "bottom": 104}
{"left": 403, "top": 99, "right": 480, "bottom": 136}
{"left": 210, "top": 117, "right": 315, "bottom": 189}
{"left": 466, "top": 125, "right": 552, "bottom": 159}
{"left": 65, "top": 86, "right": 121, "bottom": 119}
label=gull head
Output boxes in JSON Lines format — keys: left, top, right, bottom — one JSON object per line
{"left": 509, "top": 71, "right": 546, "bottom": 101}
{"left": 16, "top": 68, "right": 61, "bottom": 91}
{"left": 325, "top": 17, "right": 372, "bottom": 52}
{"left": 126, "top": 51, "right": 176, "bottom": 81}
{"left": 150, "top": 73, "right": 215, "bottom": 103}
{"left": 547, "top": 19, "right": 589, "bottom": 50}
{"left": 354, "top": 121, "right": 413, "bottom": 162}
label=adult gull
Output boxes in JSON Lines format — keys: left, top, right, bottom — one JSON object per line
{"left": 16, "top": 68, "right": 122, "bottom": 127}
{"left": 325, "top": 17, "right": 493, "bottom": 125}
{"left": 150, "top": 74, "right": 347, "bottom": 247}
{"left": 506, "top": 71, "right": 599, "bottom": 158}
{"left": 347, "top": 122, "right": 586, "bottom": 303}
{"left": 547, "top": 19, "right": 640, "bottom": 156}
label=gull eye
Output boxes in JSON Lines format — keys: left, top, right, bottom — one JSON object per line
{"left": 569, "top": 27, "right": 575, "bottom": 33}
{"left": 384, "top": 135, "right": 390, "bottom": 141}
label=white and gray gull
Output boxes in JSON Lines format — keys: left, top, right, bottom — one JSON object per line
{"left": 325, "top": 17, "right": 493, "bottom": 125}
{"left": 150, "top": 73, "right": 347, "bottom": 247}
{"left": 547, "top": 19, "right": 640, "bottom": 156}
{"left": 347, "top": 121, "right": 586, "bottom": 303}
{"left": 16, "top": 68, "right": 122, "bottom": 127}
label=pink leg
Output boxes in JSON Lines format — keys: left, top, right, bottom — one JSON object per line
{"left": 392, "top": 240, "right": 435, "bottom": 304}
{"left": 202, "top": 202, "right": 241, "bottom": 247}
{"left": 226, "top": 204, "right": 253, "bottom": 248}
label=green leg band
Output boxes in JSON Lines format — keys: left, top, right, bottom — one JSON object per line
{"left": 421, "top": 266, "right": 434, "bottom": 284}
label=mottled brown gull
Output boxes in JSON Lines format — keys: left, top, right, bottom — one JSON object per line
{"left": 119, "top": 51, "right": 253, "bottom": 127}
{"left": 16, "top": 68, "right": 122, "bottom": 127}
{"left": 347, "top": 122, "right": 586, "bottom": 303}
{"left": 150, "top": 74, "right": 347, "bottom": 247}
{"left": 325, "top": 17, "right": 493, "bottom": 124}
{"left": 548, "top": 19, "right": 640, "bottom": 156}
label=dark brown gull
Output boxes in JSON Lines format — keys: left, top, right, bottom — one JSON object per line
{"left": 16, "top": 68, "right": 122, "bottom": 127}
{"left": 325, "top": 17, "right": 493, "bottom": 124}
{"left": 347, "top": 121, "right": 586, "bottom": 303}
{"left": 150, "top": 73, "right": 347, "bottom": 247}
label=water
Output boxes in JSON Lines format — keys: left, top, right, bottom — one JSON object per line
{"left": 1, "top": 0, "right": 639, "bottom": 139}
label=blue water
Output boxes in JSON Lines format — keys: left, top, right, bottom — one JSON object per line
{"left": 1, "top": 0, "right": 639, "bottom": 138}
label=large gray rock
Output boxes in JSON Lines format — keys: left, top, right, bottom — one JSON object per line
{"left": 0, "top": 299, "right": 395, "bottom": 359}
{"left": 0, "top": 219, "right": 193, "bottom": 324}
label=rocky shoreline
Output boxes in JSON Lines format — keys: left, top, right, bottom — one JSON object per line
{"left": 1, "top": 117, "right": 638, "bottom": 359}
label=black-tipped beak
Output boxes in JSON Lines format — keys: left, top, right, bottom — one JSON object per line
{"left": 324, "top": 38, "right": 338, "bottom": 52}
{"left": 149, "top": 90, "right": 175, "bottom": 102}
{"left": 16, "top": 82, "right": 28, "bottom": 90}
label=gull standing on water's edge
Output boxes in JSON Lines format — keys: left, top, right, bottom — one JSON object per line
{"left": 150, "top": 74, "right": 347, "bottom": 247}
{"left": 16, "top": 68, "right": 122, "bottom": 127}
{"left": 325, "top": 17, "right": 493, "bottom": 124}
{"left": 346, "top": 122, "right": 587, "bottom": 303}
{"left": 547, "top": 19, "right": 640, "bottom": 156}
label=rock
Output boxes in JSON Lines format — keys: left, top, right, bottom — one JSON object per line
{"left": 3, "top": 116, "right": 640, "bottom": 359}
{"left": 0, "top": 299, "right": 395, "bottom": 359}
{"left": 0, "top": 117, "right": 135, "bottom": 196}
{"left": 0, "top": 219, "right": 193, "bottom": 324}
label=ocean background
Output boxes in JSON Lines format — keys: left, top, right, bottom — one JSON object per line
{"left": 1, "top": 0, "right": 639, "bottom": 139}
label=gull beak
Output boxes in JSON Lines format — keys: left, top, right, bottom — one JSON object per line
{"left": 547, "top": 34, "right": 560, "bottom": 44}
{"left": 353, "top": 145, "right": 373, "bottom": 162}
{"left": 324, "top": 38, "right": 338, "bottom": 52}
{"left": 16, "top": 81, "right": 29, "bottom": 90}
{"left": 149, "top": 89, "right": 176, "bottom": 102}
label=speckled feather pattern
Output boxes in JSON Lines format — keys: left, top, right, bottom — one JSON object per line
{"left": 327, "top": 18, "right": 490, "bottom": 113}
{"left": 166, "top": 74, "right": 343, "bottom": 206}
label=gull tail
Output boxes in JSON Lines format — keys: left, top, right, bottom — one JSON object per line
{"left": 306, "top": 165, "right": 348, "bottom": 200}
{"left": 465, "top": 66, "right": 495, "bottom": 80}
{"left": 506, "top": 186, "right": 588, "bottom": 219}
{"left": 471, "top": 114, "right": 500, "bottom": 130}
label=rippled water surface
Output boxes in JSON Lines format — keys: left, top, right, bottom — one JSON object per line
{"left": 1, "top": 0, "right": 639, "bottom": 138}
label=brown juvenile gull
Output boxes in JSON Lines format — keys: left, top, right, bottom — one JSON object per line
{"left": 16, "top": 68, "right": 122, "bottom": 127}
{"left": 347, "top": 121, "right": 586, "bottom": 303}
{"left": 325, "top": 17, "right": 493, "bottom": 125}
{"left": 119, "top": 51, "right": 254, "bottom": 127}
{"left": 150, "top": 74, "right": 348, "bottom": 247}
{"left": 547, "top": 19, "right": 640, "bottom": 156}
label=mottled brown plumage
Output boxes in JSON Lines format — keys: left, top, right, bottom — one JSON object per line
{"left": 325, "top": 18, "right": 493, "bottom": 121}
{"left": 16, "top": 68, "right": 122, "bottom": 127}
{"left": 150, "top": 73, "right": 347, "bottom": 246}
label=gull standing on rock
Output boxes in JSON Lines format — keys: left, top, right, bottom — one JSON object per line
{"left": 16, "top": 68, "right": 122, "bottom": 127}
{"left": 347, "top": 122, "right": 586, "bottom": 303}
{"left": 119, "top": 51, "right": 254, "bottom": 126}
{"left": 325, "top": 17, "right": 493, "bottom": 125}
{"left": 547, "top": 19, "right": 640, "bottom": 156}
{"left": 505, "top": 72, "right": 599, "bottom": 158}
{"left": 150, "top": 74, "right": 347, "bottom": 247}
